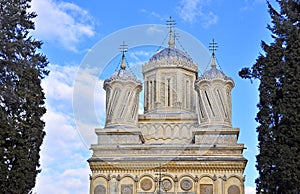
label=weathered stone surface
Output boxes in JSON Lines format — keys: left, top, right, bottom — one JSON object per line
{"left": 88, "top": 34, "right": 246, "bottom": 194}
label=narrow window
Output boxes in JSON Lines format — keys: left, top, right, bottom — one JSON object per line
{"left": 167, "top": 79, "right": 171, "bottom": 107}
{"left": 198, "top": 93, "right": 205, "bottom": 118}
{"left": 149, "top": 81, "right": 152, "bottom": 109}
{"left": 205, "top": 90, "right": 215, "bottom": 116}
{"left": 154, "top": 80, "right": 156, "bottom": 103}
{"left": 217, "top": 89, "right": 227, "bottom": 117}
{"left": 186, "top": 80, "right": 189, "bottom": 109}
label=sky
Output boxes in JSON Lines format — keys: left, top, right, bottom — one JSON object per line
{"left": 29, "top": 0, "right": 278, "bottom": 193}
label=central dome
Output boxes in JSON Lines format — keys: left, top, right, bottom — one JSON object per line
{"left": 150, "top": 47, "right": 193, "bottom": 62}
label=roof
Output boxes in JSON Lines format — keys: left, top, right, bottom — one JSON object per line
{"left": 150, "top": 47, "right": 193, "bottom": 62}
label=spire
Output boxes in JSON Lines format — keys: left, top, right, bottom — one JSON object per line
{"left": 166, "top": 16, "right": 176, "bottom": 48}
{"left": 209, "top": 39, "right": 218, "bottom": 69}
{"left": 121, "top": 53, "right": 126, "bottom": 69}
{"left": 119, "top": 41, "right": 128, "bottom": 69}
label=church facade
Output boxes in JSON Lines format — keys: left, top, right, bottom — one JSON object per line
{"left": 88, "top": 26, "right": 247, "bottom": 194}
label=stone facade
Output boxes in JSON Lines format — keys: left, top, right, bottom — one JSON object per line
{"left": 89, "top": 32, "right": 247, "bottom": 194}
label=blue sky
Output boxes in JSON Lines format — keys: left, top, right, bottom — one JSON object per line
{"left": 29, "top": 0, "right": 278, "bottom": 193}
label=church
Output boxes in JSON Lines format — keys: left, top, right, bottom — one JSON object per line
{"left": 88, "top": 20, "right": 247, "bottom": 194}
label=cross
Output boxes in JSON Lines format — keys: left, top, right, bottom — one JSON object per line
{"left": 119, "top": 41, "right": 128, "bottom": 69}
{"left": 119, "top": 41, "right": 128, "bottom": 55}
{"left": 154, "top": 164, "right": 167, "bottom": 194}
{"left": 166, "top": 16, "right": 176, "bottom": 32}
{"left": 209, "top": 39, "right": 218, "bottom": 56}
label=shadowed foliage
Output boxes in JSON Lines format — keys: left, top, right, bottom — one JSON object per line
{"left": 0, "top": 0, "right": 49, "bottom": 193}
{"left": 239, "top": 0, "right": 300, "bottom": 193}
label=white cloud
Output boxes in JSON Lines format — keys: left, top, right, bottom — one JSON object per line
{"left": 140, "top": 9, "right": 165, "bottom": 21}
{"left": 34, "top": 107, "right": 91, "bottom": 194}
{"left": 42, "top": 64, "right": 78, "bottom": 104}
{"left": 176, "top": 0, "right": 218, "bottom": 27}
{"left": 245, "top": 186, "right": 256, "bottom": 194}
{"left": 73, "top": 66, "right": 106, "bottom": 146}
{"left": 35, "top": 167, "right": 90, "bottom": 194}
{"left": 31, "top": 0, "right": 95, "bottom": 51}
{"left": 34, "top": 63, "right": 107, "bottom": 193}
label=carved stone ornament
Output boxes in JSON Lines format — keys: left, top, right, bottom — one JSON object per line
{"left": 162, "top": 179, "right": 172, "bottom": 191}
{"left": 121, "top": 184, "right": 133, "bottom": 194}
{"left": 200, "top": 184, "right": 213, "bottom": 194}
{"left": 140, "top": 178, "right": 153, "bottom": 191}
{"left": 228, "top": 185, "right": 240, "bottom": 194}
{"left": 94, "top": 185, "right": 106, "bottom": 194}
{"left": 180, "top": 178, "right": 192, "bottom": 191}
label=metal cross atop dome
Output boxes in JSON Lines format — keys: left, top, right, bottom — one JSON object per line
{"left": 119, "top": 41, "right": 128, "bottom": 55}
{"left": 166, "top": 16, "right": 176, "bottom": 48}
{"left": 209, "top": 39, "right": 219, "bottom": 69}
{"left": 119, "top": 41, "right": 128, "bottom": 69}
{"left": 209, "top": 39, "right": 218, "bottom": 56}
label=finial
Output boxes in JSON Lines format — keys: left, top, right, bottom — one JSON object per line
{"left": 209, "top": 39, "right": 218, "bottom": 68}
{"left": 119, "top": 41, "right": 128, "bottom": 69}
{"left": 166, "top": 16, "right": 176, "bottom": 48}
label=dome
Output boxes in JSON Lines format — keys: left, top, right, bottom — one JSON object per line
{"left": 150, "top": 47, "right": 193, "bottom": 62}
{"left": 198, "top": 54, "right": 232, "bottom": 81}
{"left": 108, "top": 69, "right": 137, "bottom": 81}
{"left": 200, "top": 68, "right": 228, "bottom": 80}
{"left": 106, "top": 52, "right": 140, "bottom": 83}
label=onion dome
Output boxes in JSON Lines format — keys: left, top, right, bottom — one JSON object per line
{"left": 198, "top": 53, "right": 233, "bottom": 82}
{"left": 105, "top": 53, "right": 141, "bottom": 83}
{"left": 150, "top": 47, "right": 193, "bottom": 62}
{"left": 143, "top": 30, "right": 198, "bottom": 73}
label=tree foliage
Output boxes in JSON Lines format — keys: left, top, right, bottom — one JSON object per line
{"left": 239, "top": 0, "right": 300, "bottom": 193}
{"left": 0, "top": 0, "right": 49, "bottom": 193}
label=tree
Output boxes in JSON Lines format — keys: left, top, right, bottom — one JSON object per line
{"left": 239, "top": 0, "right": 300, "bottom": 193}
{"left": 0, "top": 0, "right": 49, "bottom": 193}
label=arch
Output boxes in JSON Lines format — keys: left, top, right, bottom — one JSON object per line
{"left": 181, "top": 125, "right": 189, "bottom": 139}
{"left": 93, "top": 174, "right": 110, "bottom": 181}
{"left": 120, "top": 174, "right": 135, "bottom": 181}
{"left": 161, "top": 173, "right": 175, "bottom": 181}
{"left": 165, "top": 125, "right": 172, "bottom": 139}
{"left": 156, "top": 125, "right": 163, "bottom": 139}
{"left": 225, "top": 176, "right": 243, "bottom": 194}
{"left": 227, "top": 175, "right": 244, "bottom": 183}
{"left": 172, "top": 125, "right": 180, "bottom": 139}
{"left": 119, "top": 175, "right": 135, "bottom": 194}
{"left": 199, "top": 174, "right": 214, "bottom": 181}
{"left": 139, "top": 173, "right": 155, "bottom": 180}
{"left": 178, "top": 174, "right": 195, "bottom": 180}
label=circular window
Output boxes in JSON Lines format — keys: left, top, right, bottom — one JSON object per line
{"left": 162, "top": 179, "right": 172, "bottom": 191}
{"left": 180, "top": 178, "right": 192, "bottom": 191}
{"left": 140, "top": 178, "right": 153, "bottom": 191}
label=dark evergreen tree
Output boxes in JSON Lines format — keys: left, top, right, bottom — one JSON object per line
{"left": 0, "top": 0, "right": 49, "bottom": 193}
{"left": 239, "top": 0, "right": 300, "bottom": 193}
